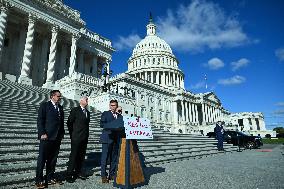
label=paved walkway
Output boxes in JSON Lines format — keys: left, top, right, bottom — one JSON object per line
{"left": 34, "top": 144, "right": 284, "bottom": 189}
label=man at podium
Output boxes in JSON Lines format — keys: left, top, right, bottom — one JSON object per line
{"left": 99, "top": 100, "right": 123, "bottom": 183}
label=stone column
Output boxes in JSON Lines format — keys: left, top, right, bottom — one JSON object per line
{"left": 18, "top": 15, "right": 36, "bottom": 85}
{"left": 151, "top": 71, "right": 154, "bottom": 83}
{"left": 213, "top": 107, "right": 216, "bottom": 122}
{"left": 207, "top": 106, "right": 210, "bottom": 123}
{"left": 43, "top": 25, "right": 59, "bottom": 88}
{"left": 202, "top": 104, "right": 205, "bottom": 124}
{"left": 188, "top": 102, "right": 192, "bottom": 123}
{"left": 177, "top": 75, "right": 180, "bottom": 88}
{"left": 173, "top": 101, "right": 178, "bottom": 123}
{"left": 0, "top": 5, "right": 10, "bottom": 62}
{"left": 191, "top": 103, "right": 195, "bottom": 123}
{"left": 170, "top": 72, "right": 173, "bottom": 86}
{"left": 69, "top": 34, "right": 80, "bottom": 76}
{"left": 181, "top": 76, "right": 184, "bottom": 88}
{"left": 204, "top": 104, "right": 207, "bottom": 123}
{"left": 185, "top": 102, "right": 189, "bottom": 122}
{"left": 161, "top": 71, "right": 165, "bottom": 86}
{"left": 195, "top": 104, "right": 198, "bottom": 124}
{"left": 156, "top": 71, "right": 159, "bottom": 84}
{"left": 208, "top": 105, "right": 211, "bottom": 123}
{"left": 181, "top": 100, "right": 185, "bottom": 122}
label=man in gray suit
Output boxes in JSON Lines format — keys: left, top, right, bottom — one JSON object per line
{"left": 66, "top": 96, "right": 90, "bottom": 183}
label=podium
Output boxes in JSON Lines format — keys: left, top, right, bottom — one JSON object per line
{"left": 113, "top": 116, "right": 153, "bottom": 188}
{"left": 113, "top": 138, "right": 145, "bottom": 188}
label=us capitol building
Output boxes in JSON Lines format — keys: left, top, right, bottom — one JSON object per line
{"left": 0, "top": 0, "right": 275, "bottom": 136}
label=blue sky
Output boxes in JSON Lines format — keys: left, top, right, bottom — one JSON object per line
{"left": 64, "top": 0, "right": 284, "bottom": 130}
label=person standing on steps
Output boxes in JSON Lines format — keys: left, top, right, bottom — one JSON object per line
{"left": 99, "top": 100, "right": 123, "bottom": 183}
{"left": 66, "top": 96, "right": 90, "bottom": 183}
{"left": 214, "top": 121, "right": 224, "bottom": 151}
{"left": 35, "top": 90, "right": 64, "bottom": 189}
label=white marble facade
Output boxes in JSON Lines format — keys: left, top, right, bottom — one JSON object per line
{"left": 0, "top": 0, "right": 113, "bottom": 87}
{"left": 0, "top": 0, "right": 274, "bottom": 136}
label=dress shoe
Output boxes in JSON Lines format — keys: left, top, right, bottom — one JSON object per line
{"left": 35, "top": 182, "right": 45, "bottom": 189}
{"left": 48, "top": 178, "right": 63, "bottom": 185}
{"left": 101, "top": 176, "right": 109, "bottom": 183}
{"left": 66, "top": 176, "right": 75, "bottom": 183}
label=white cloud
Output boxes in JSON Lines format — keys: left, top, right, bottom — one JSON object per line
{"left": 276, "top": 102, "right": 284, "bottom": 106}
{"left": 114, "top": 34, "right": 142, "bottom": 51}
{"left": 274, "top": 110, "right": 284, "bottom": 115}
{"left": 231, "top": 58, "right": 250, "bottom": 71}
{"left": 114, "top": 0, "right": 250, "bottom": 52}
{"left": 218, "top": 75, "right": 246, "bottom": 85}
{"left": 207, "top": 57, "right": 224, "bottom": 70}
{"left": 156, "top": 0, "right": 250, "bottom": 52}
{"left": 275, "top": 48, "right": 284, "bottom": 62}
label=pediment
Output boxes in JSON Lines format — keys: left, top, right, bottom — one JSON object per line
{"left": 204, "top": 92, "right": 221, "bottom": 104}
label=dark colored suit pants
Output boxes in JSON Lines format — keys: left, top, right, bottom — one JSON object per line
{"left": 100, "top": 141, "right": 119, "bottom": 177}
{"left": 217, "top": 136, "right": 224, "bottom": 150}
{"left": 67, "top": 139, "right": 88, "bottom": 176}
{"left": 36, "top": 140, "right": 61, "bottom": 182}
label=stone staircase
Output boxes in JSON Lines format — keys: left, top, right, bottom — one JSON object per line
{"left": 0, "top": 80, "right": 238, "bottom": 188}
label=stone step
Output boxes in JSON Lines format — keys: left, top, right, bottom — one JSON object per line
{"left": 0, "top": 164, "right": 100, "bottom": 188}
{"left": 145, "top": 148, "right": 236, "bottom": 165}
{"left": 0, "top": 138, "right": 221, "bottom": 154}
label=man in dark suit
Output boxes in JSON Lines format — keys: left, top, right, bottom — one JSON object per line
{"left": 214, "top": 121, "right": 224, "bottom": 151}
{"left": 35, "top": 90, "right": 64, "bottom": 189}
{"left": 66, "top": 96, "right": 90, "bottom": 183}
{"left": 100, "top": 99, "right": 123, "bottom": 183}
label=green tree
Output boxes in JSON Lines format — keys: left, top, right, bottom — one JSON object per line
{"left": 273, "top": 127, "right": 284, "bottom": 134}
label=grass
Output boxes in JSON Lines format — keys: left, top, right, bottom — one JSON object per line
{"left": 262, "top": 138, "right": 284, "bottom": 144}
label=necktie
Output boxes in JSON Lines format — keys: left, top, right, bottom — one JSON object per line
{"left": 83, "top": 109, "right": 87, "bottom": 118}
{"left": 55, "top": 105, "right": 60, "bottom": 117}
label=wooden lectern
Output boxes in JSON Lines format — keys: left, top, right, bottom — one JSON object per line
{"left": 113, "top": 138, "right": 145, "bottom": 189}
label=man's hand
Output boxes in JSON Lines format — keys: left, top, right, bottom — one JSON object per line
{"left": 40, "top": 134, "right": 48, "bottom": 140}
{"left": 116, "top": 106, "right": 122, "bottom": 114}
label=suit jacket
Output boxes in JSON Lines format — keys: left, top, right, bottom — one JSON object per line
{"left": 37, "top": 101, "right": 65, "bottom": 140}
{"left": 99, "top": 111, "right": 124, "bottom": 144}
{"left": 214, "top": 125, "right": 224, "bottom": 139}
{"left": 67, "top": 106, "right": 90, "bottom": 141}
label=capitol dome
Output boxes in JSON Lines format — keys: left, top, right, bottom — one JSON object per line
{"left": 127, "top": 14, "right": 185, "bottom": 90}
{"left": 132, "top": 34, "right": 173, "bottom": 57}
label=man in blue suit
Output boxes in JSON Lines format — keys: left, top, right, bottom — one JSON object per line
{"left": 100, "top": 99, "right": 123, "bottom": 183}
{"left": 35, "top": 90, "right": 65, "bottom": 189}
{"left": 214, "top": 121, "right": 224, "bottom": 151}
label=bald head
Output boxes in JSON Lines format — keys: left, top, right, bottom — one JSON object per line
{"left": 80, "top": 96, "right": 88, "bottom": 108}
